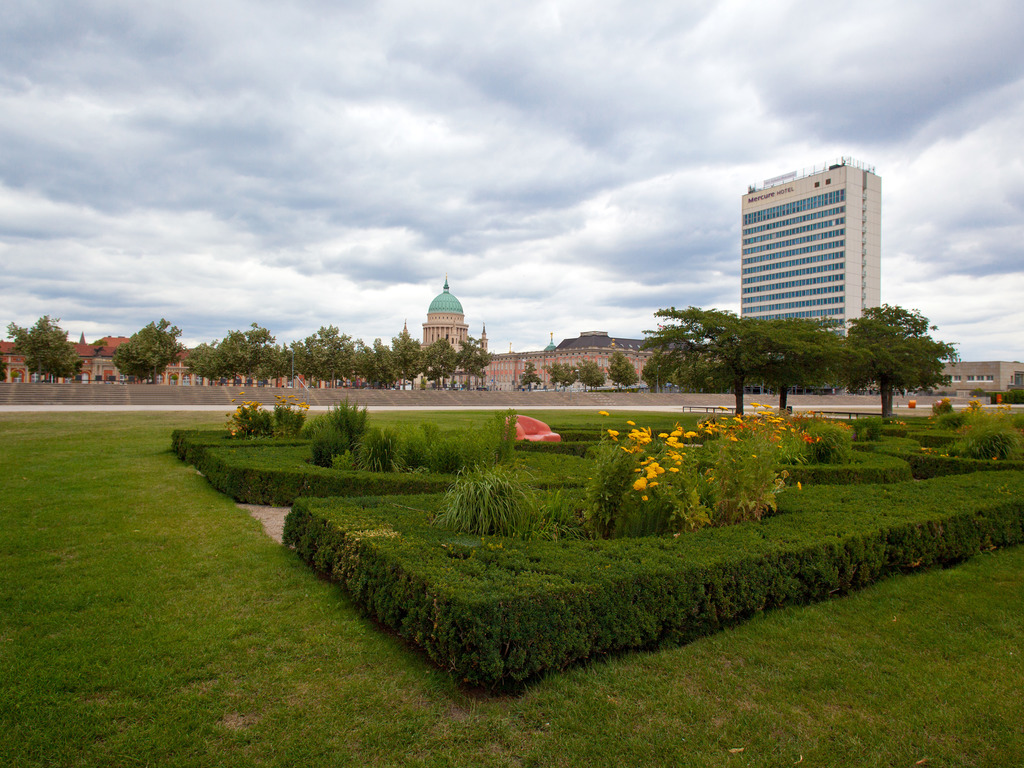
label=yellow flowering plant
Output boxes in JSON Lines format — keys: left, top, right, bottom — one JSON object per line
{"left": 227, "top": 393, "right": 273, "bottom": 438}
{"left": 585, "top": 409, "right": 793, "bottom": 538}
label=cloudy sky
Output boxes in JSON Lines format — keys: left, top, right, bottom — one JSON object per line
{"left": 2, "top": 0, "right": 1023, "bottom": 359}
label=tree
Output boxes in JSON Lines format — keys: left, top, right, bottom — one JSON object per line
{"left": 423, "top": 338, "right": 457, "bottom": 388}
{"left": 391, "top": 326, "right": 424, "bottom": 388}
{"left": 456, "top": 336, "right": 492, "bottom": 389}
{"left": 608, "top": 351, "right": 639, "bottom": 390}
{"left": 371, "top": 338, "right": 397, "bottom": 387}
{"left": 843, "top": 305, "right": 958, "bottom": 418}
{"left": 184, "top": 342, "right": 226, "bottom": 383}
{"left": 257, "top": 344, "right": 291, "bottom": 383}
{"left": 0, "top": 356, "right": 6, "bottom": 382}
{"left": 641, "top": 351, "right": 673, "bottom": 393}
{"left": 645, "top": 307, "right": 769, "bottom": 415}
{"left": 519, "top": 362, "right": 542, "bottom": 391}
{"left": 6, "top": 316, "right": 82, "bottom": 381}
{"left": 545, "top": 361, "right": 576, "bottom": 390}
{"left": 112, "top": 319, "right": 185, "bottom": 383}
{"left": 294, "top": 326, "right": 355, "bottom": 386}
{"left": 757, "top": 318, "right": 844, "bottom": 410}
{"left": 577, "top": 359, "right": 605, "bottom": 390}
{"left": 217, "top": 323, "right": 277, "bottom": 382}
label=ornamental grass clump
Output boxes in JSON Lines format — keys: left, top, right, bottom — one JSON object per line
{"left": 357, "top": 427, "right": 405, "bottom": 472}
{"left": 852, "top": 416, "right": 884, "bottom": 442}
{"left": 949, "top": 411, "right": 1024, "bottom": 461}
{"left": 434, "top": 466, "right": 534, "bottom": 537}
{"left": 800, "top": 418, "right": 853, "bottom": 464}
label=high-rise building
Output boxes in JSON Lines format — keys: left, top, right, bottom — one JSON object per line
{"left": 740, "top": 157, "right": 881, "bottom": 324}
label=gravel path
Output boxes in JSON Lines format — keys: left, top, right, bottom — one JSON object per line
{"left": 237, "top": 504, "right": 290, "bottom": 544}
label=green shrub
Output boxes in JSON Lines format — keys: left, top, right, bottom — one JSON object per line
{"left": 931, "top": 398, "right": 954, "bottom": 416}
{"left": 852, "top": 416, "right": 884, "bottom": 442}
{"left": 400, "top": 425, "right": 433, "bottom": 470}
{"left": 936, "top": 411, "right": 968, "bottom": 430}
{"left": 310, "top": 427, "right": 349, "bottom": 468}
{"left": 801, "top": 419, "right": 853, "bottom": 464}
{"left": 272, "top": 393, "right": 308, "bottom": 436}
{"left": 227, "top": 399, "right": 274, "bottom": 438}
{"left": 434, "top": 466, "right": 534, "bottom": 537}
{"left": 308, "top": 400, "right": 369, "bottom": 467}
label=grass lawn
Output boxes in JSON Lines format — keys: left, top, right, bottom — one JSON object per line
{"left": 1, "top": 410, "right": 1022, "bottom": 767}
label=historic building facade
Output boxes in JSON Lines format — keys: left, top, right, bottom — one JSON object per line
{"left": 483, "top": 331, "right": 651, "bottom": 391}
{"left": 421, "top": 277, "right": 487, "bottom": 352}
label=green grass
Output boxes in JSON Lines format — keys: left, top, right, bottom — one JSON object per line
{"left": 2, "top": 411, "right": 1022, "bottom": 766}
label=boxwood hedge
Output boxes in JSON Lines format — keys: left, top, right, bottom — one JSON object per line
{"left": 283, "top": 472, "right": 1024, "bottom": 688}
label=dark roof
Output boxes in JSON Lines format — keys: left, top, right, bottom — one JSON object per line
{"left": 555, "top": 331, "right": 645, "bottom": 351}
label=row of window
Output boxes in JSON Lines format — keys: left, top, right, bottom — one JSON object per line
{"left": 747, "top": 308, "right": 846, "bottom": 320}
{"left": 742, "top": 215, "right": 846, "bottom": 247}
{"left": 742, "top": 283, "right": 844, "bottom": 305}
{"left": 742, "top": 272, "right": 844, "bottom": 296}
{"left": 742, "top": 243, "right": 845, "bottom": 274}
{"left": 743, "top": 189, "right": 846, "bottom": 226}
{"left": 742, "top": 227, "right": 845, "bottom": 257}
{"left": 742, "top": 205, "right": 847, "bottom": 238}
{"left": 950, "top": 375, "right": 995, "bottom": 382}
{"left": 744, "top": 296, "right": 845, "bottom": 313}
{"left": 742, "top": 260, "right": 844, "bottom": 286}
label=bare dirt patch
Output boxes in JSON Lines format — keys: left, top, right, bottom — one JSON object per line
{"left": 237, "top": 504, "right": 290, "bottom": 544}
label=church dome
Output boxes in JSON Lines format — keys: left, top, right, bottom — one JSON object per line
{"left": 428, "top": 278, "right": 464, "bottom": 314}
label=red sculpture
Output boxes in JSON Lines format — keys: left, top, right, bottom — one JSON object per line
{"left": 514, "top": 415, "right": 561, "bottom": 442}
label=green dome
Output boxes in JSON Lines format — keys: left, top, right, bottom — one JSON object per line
{"left": 428, "top": 278, "right": 464, "bottom": 314}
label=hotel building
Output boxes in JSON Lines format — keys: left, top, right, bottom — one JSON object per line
{"left": 741, "top": 157, "right": 881, "bottom": 324}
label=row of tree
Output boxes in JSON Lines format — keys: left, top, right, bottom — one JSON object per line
{"left": 3, "top": 316, "right": 495, "bottom": 389}
{"left": 180, "top": 323, "right": 495, "bottom": 389}
{"left": 518, "top": 351, "right": 642, "bottom": 392}
{"left": 5, "top": 307, "right": 957, "bottom": 414}
{"left": 643, "top": 305, "right": 958, "bottom": 417}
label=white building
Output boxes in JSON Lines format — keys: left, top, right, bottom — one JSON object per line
{"left": 741, "top": 157, "right": 881, "bottom": 324}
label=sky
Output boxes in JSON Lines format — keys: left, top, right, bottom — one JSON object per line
{"left": 2, "top": 0, "right": 1023, "bottom": 360}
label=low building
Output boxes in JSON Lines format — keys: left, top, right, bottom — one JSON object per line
{"left": 942, "top": 361, "right": 1024, "bottom": 396}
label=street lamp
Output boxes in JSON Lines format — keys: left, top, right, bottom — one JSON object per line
{"left": 290, "top": 346, "right": 295, "bottom": 389}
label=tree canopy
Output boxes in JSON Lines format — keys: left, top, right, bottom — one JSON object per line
{"left": 112, "top": 319, "right": 184, "bottom": 382}
{"left": 577, "top": 359, "right": 605, "bottom": 390}
{"left": 519, "top": 362, "right": 541, "bottom": 390}
{"left": 608, "top": 350, "right": 639, "bottom": 390}
{"left": 843, "top": 305, "right": 958, "bottom": 417}
{"left": 423, "top": 338, "right": 457, "bottom": 387}
{"left": 644, "top": 307, "right": 769, "bottom": 414}
{"left": 6, "top": 316, "right": 82, "bottom": 381}
{"left": 456, "top": 336, "right": 492, "bottom": 388}
{"left": 545, "top": 361, "right": 575, "bottom": 390}
{"left": 391, "top": 327, "right": 423, "bottom": 388}
{"left": 757, "top": 318, "right": 843, "bottom": 410}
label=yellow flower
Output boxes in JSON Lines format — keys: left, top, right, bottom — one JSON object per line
{"left": 633, "top": 477, "right": 648, "bottom": 491}
{"left": 797, "top": 481, "right": 802, "bottom": 491}
{"left": 607, "top": 429, "right": 619, "bottom": 437}
{"left": 641, "top": 495, "right": 649, "bottom": 501}
{"left": 599, "top": 410, "right": 610, "bottom": 417}
{"left": 626, "top": 420, "right": 635, "bottom": 426}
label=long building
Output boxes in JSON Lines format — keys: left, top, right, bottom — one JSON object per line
{"left": 741, "top": 157, "right": 881, "bottom": 324}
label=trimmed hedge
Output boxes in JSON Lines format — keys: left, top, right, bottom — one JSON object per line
{"left": 173, "top": 429, "right": 590, "bottom": 504}
{"left": 173, "top": 430, "right": 453, "bottom": 505}
{"left": 283, "top": 473, "right": 1024, "bottom": 688}
{"left": 514, "top": 440, "right": 593, "bottom": 457}
{"left": 781, "top": 451, "right": 912, "bottom": 485}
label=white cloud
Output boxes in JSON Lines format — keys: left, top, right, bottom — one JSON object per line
{"left": 1, "top": 0, "right": 1023, "bottom": 360}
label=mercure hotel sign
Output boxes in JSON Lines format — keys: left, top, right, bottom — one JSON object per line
{"left": 747, "top": 185, "right": 795, "bottom": 204}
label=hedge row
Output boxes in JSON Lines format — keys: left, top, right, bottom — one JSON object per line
{"left": 514, "top": 440, "right": 594, "bottom": 457}
{"left": 781, "top": 451, "right": 912, "bottom": 485}
{"left": 172, "top": 430, "right": 453, "bottom": 505}
{"left": 282, "top": 472, "right": 1024, "bottom": 688}
{"left": 173, "top": 429, "right": 592, "bottom": 504}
